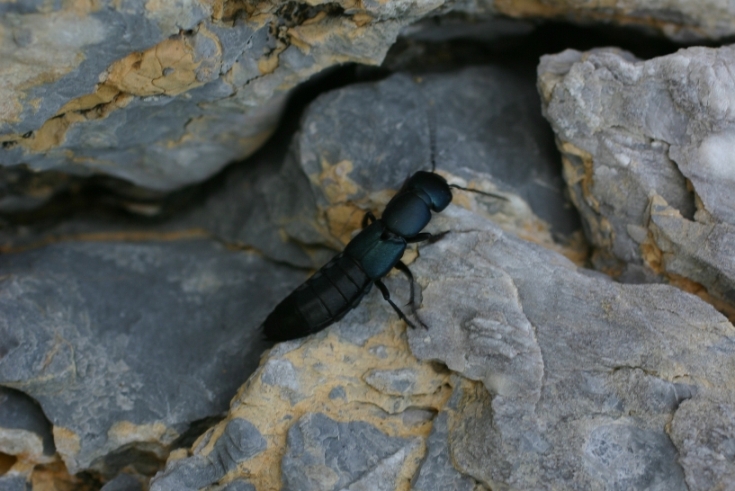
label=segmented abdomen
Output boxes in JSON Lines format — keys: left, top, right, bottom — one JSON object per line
{"left": 262, "top": 252, "right": 372, "bottom": 341}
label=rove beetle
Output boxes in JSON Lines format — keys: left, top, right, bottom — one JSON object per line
{"left": 262, "top": 116, "right": 505, "bottom": 342}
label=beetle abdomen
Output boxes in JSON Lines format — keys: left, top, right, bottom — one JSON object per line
{"left": 262, "top": 253, "right": 372, "bottom": 341}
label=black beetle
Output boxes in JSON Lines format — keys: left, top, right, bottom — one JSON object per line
{"left": 262, "top": 119, "right": 504, "bottom": 342}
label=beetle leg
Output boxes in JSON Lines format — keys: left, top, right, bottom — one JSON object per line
{"left": 361, "top": 211, "right": 377, "bottom": 228}
{"left": 375, "top": 279, "right": 428, "bottom": 330}
{"left": 394, "top": 260, "right": 416, "bottom": 308}
{"left": 394, "top": 261, "right": 430, "bottom": 328}
{"left": 406, "top": 231, "right": 449, "bottom": 244}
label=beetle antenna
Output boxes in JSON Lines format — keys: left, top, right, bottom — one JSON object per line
{"left": 449, "top": 183, "right": 508, "bottom": 201}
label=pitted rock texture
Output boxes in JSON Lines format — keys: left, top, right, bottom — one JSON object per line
{"left": 408, "top": 207, "right": 735, "bottom": 490}
{"left": 152, "top": 418, "right": 265, "bottom": 490}
{"left": 0, "top": 239, "right": 306, "bottom": 476}
{"left": 539, "top": 45, "right": 735, "bottom": 319}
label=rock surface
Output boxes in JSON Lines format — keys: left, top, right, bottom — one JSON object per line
{"left": 1, "top": 62, "right": 576, "bottom": 489}
{"left": 491, "top": 0, "right": 735, "bottom": 41}
{"left": 255, "top": 66, "right": 582, "bottom": 268}
{"left": 148, "top": 282, "right": 468, "bottom": 491}
{"left": 0, "top": 66, "right": 580, "bottom": 269}
{"left": 0, "top": 388, "right": 55, "bottom": 464}
{"left": 0, "top": 239, "right": 306, "bottom": 477}
{"left": 539, "top": 45, "right": 735, "bottom": 319}
{"left": 3, "top": 15, "right": 735, "bottom": 490}
{"left": 2, "top": 0, "right": 724, "bottom": 209}
{"left": 0, "top": 0, "right": 487, "bottom": 196}
{"left": 410, "top": 207, "right": 735, "bottom": 490}
{"left": 150, "top": 206, "right": 735, "bottom": 490}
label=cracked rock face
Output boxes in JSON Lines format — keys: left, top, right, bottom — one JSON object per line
{"left": 539, "top": 45, "right": 735, "bottom": 320}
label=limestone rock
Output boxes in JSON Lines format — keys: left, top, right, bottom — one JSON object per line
{"left": 670, "top": 394, "right": 735, "bottom": 491}
{"left": 150, "top": 206, "right": 735, "bottom": 490}
{"left": 0, "top": 0, "right": 493, "bottom": 196}
{"left": 151, "top": 418, "right": 265, "bottom": 490}
{"left": 411, "top": 411, "right": 476, "bottom": 491}
{"left": 100, "top": 473, "right": 144, "bottom": 491}
{"left": 0, "top": 240, "right": 306, "bottom": 476}
{"left": 539, "top": 45, "right": 735, "bottom": 318}
{"left": 407, "top": 207, "right": 735, "bottom": 490}
{"left": 254, "top": 66, "right": 581, "bottom": 270}
{"left": 0, "top": 474, "right": 30, "bottom": 491}
{"left": 0, "top": 61, "right": 577, "bottom": 487}
{"left": 0, "top": 388, "right": 55, "bottom": 464}
{"left": 0, "top": 66, "right": 581, "bottom": 270}
{"left": 149, "top": 283, "right": 461, "bottom": 490}
{"left": 282, "top": 413, "right": 421, "bottom": 491}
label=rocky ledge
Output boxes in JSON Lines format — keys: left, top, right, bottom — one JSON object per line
{"left": 2, "top": 2, "right": 735, "bottom": 491}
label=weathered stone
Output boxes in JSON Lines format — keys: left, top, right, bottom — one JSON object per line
{"left": 151, "top": 418, "right": 265, "bottom": 491}
{"left": 539, "top": 45, "right": 735, "bottom": 317}
{"left": 100, "top": 472, "right": 144, "bottom": 491}
{"left": 670, "top": 394, "right": 735, "bottom": 491}
{"left": 0, "top": 66, "right": 580, "bottom": 272}
{"left": 0, "top": 474, "right": 29, "bottom": 491}
{"left": 0, "top": 388, "right": 55, "bottom": 464}
{"left": 411, "top": 412, "right": 476, "bottom": 491}
{"left": 649, "top": 195, "right": 735, "bottom": 308}
{"left": 0, "top": 0, "right": 508, "bottom": 196}
{"left": 0, "top": 240, "right": 306, "bottom": 476}
{"left": 150, "top": 284, "right": 454, "bottom": 491}
{"left": 406, "top": 206, "right": 735, "bottom": 490}
{"left": 282, "top": 412, "right": 421, "bottom": 491}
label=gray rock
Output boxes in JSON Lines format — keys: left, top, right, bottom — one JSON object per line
{"left": 151, "top": 418, "right": 265, "bottom": 491}
{"left": 0, "top": 65, "right": 576, "bottom": 273}
{"left": 539, "top": 45, "right": 735, "bottom": 314}
{"left": 407, "top": 207, "right": 735, "bottom": 490}
{"left": 411, "top": 412, "right": 476, "bottom": 491}
{"left": 101, "top": 473, "right": 144, "bottom": 491}
{"left": 0, "top": 240, "right": 306, "bottom": 475}
{"left": 649, "top": 195, "right": 735, "bottom": 305}
{"left": 216, "top": 66, "right": 576, "bottom": 270}
{"left": 582, "top": 423, "right": 685, "bottom": 491}
{"left": 670, "top": 395, "right": 735, "bottom": 491}
{"left": 296, "top": 67, "right": 576, "bottom": 235}
{"left": 0, "top": 0, "right": 510, "bottom": 197}
{"left": 216, "top": 480, "right": 256, "bottom": 491}
{"left": 281, "top": 412, "right": 420, "bottom": 491}
{"left": 0, "top": 474, "right": 30, "bottom": 491}
{"left": 0, "top": 387, "right": 55, "bottom": 462}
